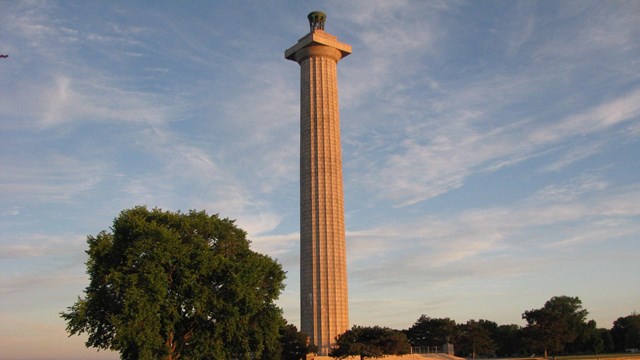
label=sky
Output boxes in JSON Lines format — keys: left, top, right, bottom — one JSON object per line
{"left": 1, "top": 0, "right": 639, "bottom": 359}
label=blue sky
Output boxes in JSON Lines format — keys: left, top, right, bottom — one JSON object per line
{"left": 1, "top": 1, "right": 639, "bottom": 359}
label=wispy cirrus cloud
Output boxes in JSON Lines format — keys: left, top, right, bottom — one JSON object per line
{"left": 0, "top": 233, "right": 86, "bottom": 259}
{"left": 528, "top": 174, "right": 609, "bottom": 203}
{"left": 528, "top": 88, "right": 640, "bottom": 144}
{"left": 539, "top": 141, "right": 605, "bottom": 172}
{"left": 538, "top": 1, "right": 640, "bottom": 61}
{"left": 38, "top": 75, "right": 174, "bottom": 127}
{"left": 330, "top": 1, "right": 640, "bottom": 209}
{"left": 332, "top": 0, "right": 445, "bottom": 108}
{"left": 360, "top": 84, "right": 640, "bottom": 207}
{"left": 1, "top": 0, "right": 291, "bottom": 242}
{"left": 0, "top": 6, "right": 184, "bottom": 135}
{"left": 346, "top": 180, "right": 640, "bottom": 292}
{"left": 0, "top": 154, "right": 106, "bottom": 203}
{"left": 250, "top": 232, "right": 299, "bottom": 263}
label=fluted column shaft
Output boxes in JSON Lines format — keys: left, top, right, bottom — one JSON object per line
{"left": 298, "top": 44, "right": 349, "bottom": 356}
{"left": 286, "top": 24, "right": 351, "bottom": 356}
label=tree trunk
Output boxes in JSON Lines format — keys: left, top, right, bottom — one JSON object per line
{"left": 166, "top": 331, "right": 178, "bottom": 360}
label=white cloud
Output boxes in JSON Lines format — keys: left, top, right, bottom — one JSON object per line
{"left": 0, "top": 233, "right": 86, "bottom": 259}
{"left": 540, "top": 141, "right": 604, "bottom": 172}
{"left": 40, "top": 75, "right": 173, "bottom": 127}
{"left": 346, "top": 182, "right": 640, "bottom": 293}
{"left": 357, "top": 84, "right": 640, "bottom": 207}
{"left": 544, "top": 2, "right": 640, "bottom": 60}
{"left": 544, "top": 222, "right": 638, "bottom": 249}
{"left": 1, "top": 208, "right": 20, "bottom": 216}
{"left": 250, "top": 232, "right": 298, "bottom": 258}
{"left": 0, "top": 154, "right": 106, "bottom": 203}
{"left": 218, "top": 63, "right": 300, "bottom": 194}
{"left": 505, "top": 10, "right": 535, "bottom": 56}
{"left": 529, "top": 174, "right": 608, "bottom": 203}
{"left": 529, "top": 88, "right": 640, "bottom": 145}
{"left": 0, "top": 272, "right": 86, "bottom": 296}
{"left": 333, "top": 0, "right": 444, "bottom": 108}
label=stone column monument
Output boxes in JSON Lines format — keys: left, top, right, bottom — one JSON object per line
{"left": 285, "top": 11, "right": 351, "bottom": 356}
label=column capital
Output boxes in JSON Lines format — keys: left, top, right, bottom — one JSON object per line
{"left": 285, "top": 30, "right": 351, "bottom": 63}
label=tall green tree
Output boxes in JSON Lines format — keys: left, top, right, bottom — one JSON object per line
{"left": 494, "top": 324, "right": 524, "bottom": 357}
{"left": 280, "top": 323, "right": 316, "bottom": 360}
{"left": 330, "top": 325, "right": 411, "bottom": 360}
{"left": 522, "top": 296, "right": 588, "bottom": 357}
{"left": 457, "top": 320, "right": 496, "bottom": 359}
{"left": 566, "top": 319, "right": 605, "bottom": 354}
{"left": 597, "top": 327, "right": 615, "bottom": 354}
{"left": 404, "top": 315, "right": 458, "bottom": 348}
{"left": 61, "top": 206, "right": 286, "bottom": 360}
{"left": 611, "top": 313, "right": 640, "bottom": 352}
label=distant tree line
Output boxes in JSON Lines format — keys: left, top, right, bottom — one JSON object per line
{"left": 401, "top": 296, "right": 640, "bottom": 358}
{"left": 330, "top": 296, "right": 639, "bottom": 359}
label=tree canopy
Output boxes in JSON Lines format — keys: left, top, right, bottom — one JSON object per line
{"left": 399, "top": 297, "right": 627, "bottom": 357}
{"left": 330, "top": 325, "right": 411, "bottom": 360}
{"left": 280, "top": 323, "right": 316, "bottom": 360}
{"left": 404, "top": 315, "right": 458, "bottom": 347}
{"left": 457, "top": 320, "right": 497, "bottom": 359}
{"left": 494, "top": 324, "right": 523, "bottom": 357}
{"left": 522, "top": 295, "right": 588, "bottom": 357}
{"left": 61, "top": 206, "right": 286, "bottom": 360}
{"left": 611, "top": 313, "right": 640, "bottom": 352}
